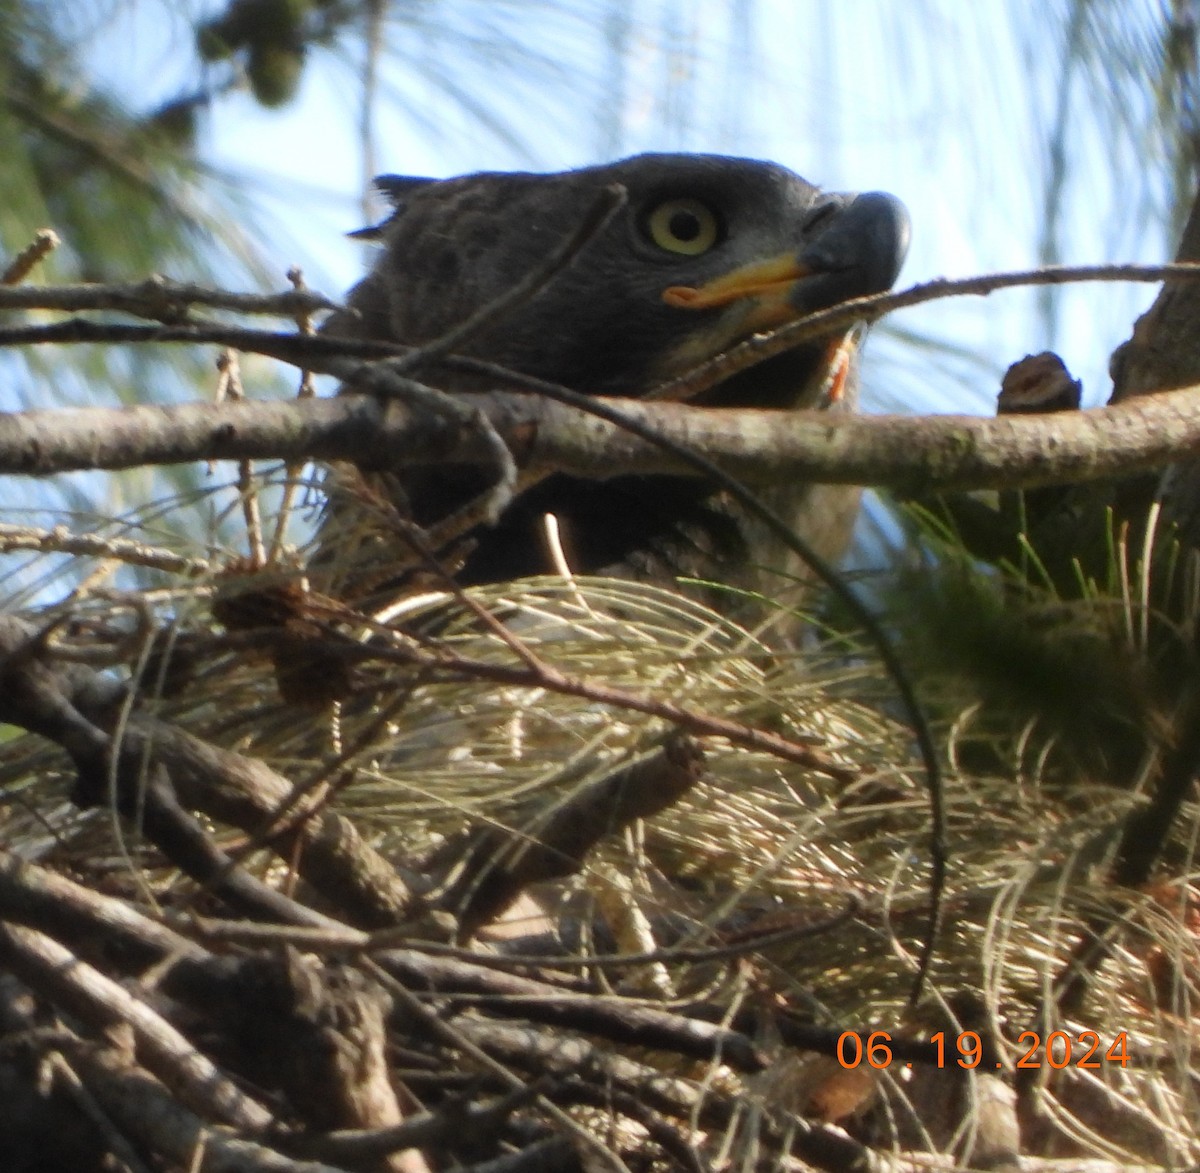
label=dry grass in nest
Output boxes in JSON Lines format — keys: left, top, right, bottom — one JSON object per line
{"left": 0, "top": 501, "right": 1198, "bottom": 1172}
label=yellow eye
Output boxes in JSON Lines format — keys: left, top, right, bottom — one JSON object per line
{"left": 645, "top": 198, "right": 720, "bottom": 255}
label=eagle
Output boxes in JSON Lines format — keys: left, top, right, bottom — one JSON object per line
{"left": 316, "top": 153, "right": 909, "bottom": 607}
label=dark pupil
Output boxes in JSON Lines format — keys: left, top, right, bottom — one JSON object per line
{"left": 668, "top": 210, "right": 701, "bottom": 241}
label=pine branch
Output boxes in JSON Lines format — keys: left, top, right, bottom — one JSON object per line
{"left": 2, "top": 382, "right": 1200, "bottom": 492}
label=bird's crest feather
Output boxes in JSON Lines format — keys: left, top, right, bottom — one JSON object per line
{"left": 348, "top": 174, "right": 438, "bottom": 240}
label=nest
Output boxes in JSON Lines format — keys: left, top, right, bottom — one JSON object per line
{"left": 0, "top": 496, "right": 1198, "bottom": 1173}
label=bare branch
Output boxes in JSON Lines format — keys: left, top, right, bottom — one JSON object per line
{"left": 3, "top": 385, "right": 1200, "bottom": 493}
{"left": 0, "top": 275, "right": 340, "bottom": 320}
{"left": 0, "top": 522, "right": 211, "bottom": 575}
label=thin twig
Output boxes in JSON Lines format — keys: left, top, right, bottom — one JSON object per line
{"left": 252, "top": 623, "right": 852, "bottom": 781}
{"left": 0, "top": 921, "right": 275, "bottom": 1131}
{"left": 64, "top": 1044, "right": 348, "bottom": 1173}
{"left": 373, "top": 895, "right": 860, "bottom": 971}
{"left": 647, "top": 261, "right": 1200, "bottom": 402}
{"left": 0, "top": 522, "right": 211, "bottom": 576}
{"left": 214, "top": 348, "right": 266, "bottom": 568}
{"left": 270, "top": 266, "right": 319, "bottom": 562}
{"left": 364, "top": 959, "right": 634, "bottom": 1173}
{"left": 391, "top": 183, "right": 629, "bottom": 374}
{"left": 181, "top": 896, "right": 857, "bottom": 973}
{"left": 6, "top": 259, "right": 1199, "bottom": 384}
{"left": 276, "top": 1085, "right": 543, "bottom": 1166}
{"left": 2, "top": 229, "right": 60, "bottom": 285}
{"left": 384, "top": 514, "right": 553, "bottom": 673}
{"left": 0, "top": 275, "right": 339, "bottom": 319}
{"left": 357, "top": 186, "right": 627, "bottom": 525}
{"left": 44, "top": 1051, "right": 156, "bottom": 1173}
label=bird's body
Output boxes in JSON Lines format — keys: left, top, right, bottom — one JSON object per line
{"left": 316, "top": 153, "right": 908, "bottom": 607}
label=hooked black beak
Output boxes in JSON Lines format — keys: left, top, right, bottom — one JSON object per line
{"left": 790, "top": 190, "right": 910, "bottom": 311}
